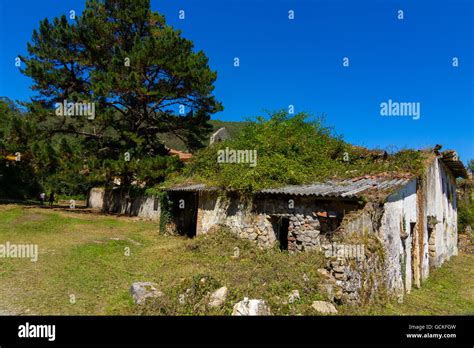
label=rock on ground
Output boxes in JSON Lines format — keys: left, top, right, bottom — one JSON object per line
{"left": 232, "top": 298, "right": 271, "bottom": 316}
{"left": 208, "top": 286, "right": 228, "bottom": 308}
{"left": 317, "top": 268, "right": 331, "bottom": 278}
{"left": 288, "top": 290, "right": 300, "bottom": 304}
{"left": 130, "top": 282, "right": 163, "bottom": 305}
{"left": 311, "top": 300, "right": 338, "bottom": 314}
{"left": 458, "top": 233, "right": 474, "bottom": 254}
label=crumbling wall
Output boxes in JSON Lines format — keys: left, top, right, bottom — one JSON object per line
{"left": 87, "top": 187, "right": 160, "bottom": 221}
{"left": 317, "top": 180, "right": 418, "bottom": 305}
{"left": 253, "top": 195, "right": 355, "bottom": 252}
{"left": 425, "top": 159, "right": 458, "bottom": 270}
{"left": 132, "top": 195, "right": 161, "bottom": 220}
{"left": 87, "top": 187, "right": 105, "bottom": 210}
{"left": 317, "top": 237, "right": 385, "bottom": 305}
{"left": 196, "top": 191, "right": 276, "bottom": 248}
{"left": 316, "top": 203, "right": 386, "bottom": 305}
{"left": 196, "top": 192, "right": 359, "bottom": 250}
{"left": 310, "top": 161, "right": 460, "bottom": 304}
{"left": 287, "top": 214, "right": 321, "bottom": 252}
{"left": 378, "top": 179, "right": 417, "bottom": 296}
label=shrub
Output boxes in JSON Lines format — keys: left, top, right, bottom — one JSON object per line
{"left": 167, "top": 111, "right": 426, "bottom": 193}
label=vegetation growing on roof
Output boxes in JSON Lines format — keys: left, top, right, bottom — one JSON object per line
{"left": 164, "top": 111, "right": 426, "bottom": 193}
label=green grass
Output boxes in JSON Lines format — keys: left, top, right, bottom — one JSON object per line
{"left": 357, "top": 253, "right": 474, "bottom": 315}
{"left": 0, "top": 204, "right": 472, "bottom": 316}
{"left": 0, "top": 205, "right": 326, "bottom": 315}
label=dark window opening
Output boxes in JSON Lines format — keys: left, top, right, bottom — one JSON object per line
{"left": 427, "top": 225, "right": 433, "bottom": 242}
{"left": 410, "top": 222, "right": 416, "bottom": 235}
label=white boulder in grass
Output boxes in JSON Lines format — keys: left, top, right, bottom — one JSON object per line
{"left": 311, "top": 300, "right": 338, "bottom": 314}
{"left": 208, "top": 286, "right": 228, "bottom": 308}
{"left": 232, "top": 297, "right": 271, "bottom": 316}
{"left": 288, "top": 289, "right": 300, "bottom": 304}
{"left": 130, "top": 282, "right": 163, "bottom": 305}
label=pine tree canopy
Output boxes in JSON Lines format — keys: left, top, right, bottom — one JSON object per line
{"left": 20, "top": 0, "right": 223, "bottom": 188}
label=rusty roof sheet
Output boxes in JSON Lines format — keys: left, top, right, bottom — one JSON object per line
{"left": 165, "top": 175, "right": 414, "bottom": 198}
{"left": 440, "top": 151, "right": 468, "bottom": 179}
{"left": 258, "top": 176, "right": 413, "bottom": 198}
{"left": 168, "top": 148, "right": 193, "bottom": 162}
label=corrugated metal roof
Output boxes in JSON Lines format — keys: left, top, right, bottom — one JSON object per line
{"left": 258, "top": 177, "right": 413, "bottom": 198}
{"left": 165, "top": 184, "right": 216, "bottom": 192}
{"left": 165, "top": 176, "right": 413, "bottom": 198}
{"left": 441, "top": 151, "right": 468, "bottom": 178}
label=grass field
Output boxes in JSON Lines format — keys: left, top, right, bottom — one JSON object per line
{"left": 0, "top": 204, "right": 472, "bottom": 316}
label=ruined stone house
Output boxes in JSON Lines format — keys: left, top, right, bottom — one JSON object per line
{"left": 87, "top": 150, "right": 468, "bottom": 303}
{"left": 163, "top": 151, "right": 467, "bottom": 300}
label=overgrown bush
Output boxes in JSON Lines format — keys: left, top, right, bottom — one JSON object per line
{"left": 458, "top": 178, "right": 474, "bottom": 233}
{"left": 167, "top": 111, "right": 426, "bottom": 193}
{"left": 133, "top": 229, "right": 328, "bottom": 316}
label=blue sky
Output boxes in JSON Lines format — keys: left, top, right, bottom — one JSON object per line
{"left": 0, "top": 0, "right": 473, "bottom": 162}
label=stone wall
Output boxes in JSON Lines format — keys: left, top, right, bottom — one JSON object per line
{"left": 88, "top": 187, "right": 105, "bottom": 210}
{"left": 287, "top": 214, "right": 321, "bottom": 252}
{"left": 315, "top": 204, "right": 386, "bottom": 305}
{"left": 195, "top": 191, "right": 360, "bottom": 250}
{"left": 316, "top": 159, "right": 461, "bottom": 303}
{"left": 195, "top": 192, "right": 276, "bottom": 248}
{"left": 337, "top": 157, "right": 460, "bottom": 299}
{"left": 87, "top": 187, "right": 161, "bottom": 221}
{"left": 317, "top": 248, "right": 385, "bottom": 305}
{"left": 132, "top": 195, "right": 161, "bottom": 220}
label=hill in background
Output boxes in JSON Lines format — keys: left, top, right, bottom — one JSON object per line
{"left": 159, "top": 120, "right": 247, "bottom": 152}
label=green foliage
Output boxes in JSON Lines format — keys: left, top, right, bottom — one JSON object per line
{"left": 56, "top": 193, "right": 87, "bottom": 201}
{"left": 3, "top": 205, "right": 472, "bottom": 316}
{"left": 18, "top": 0, "right": 222, "bottom": 193}
{"left": 458, "top": 199, "right": 474, "bottom": 233}
{"left": 467, "top": 159, "right": 474, "bottom": 176}
{"left": 0, "top": 98, "right": 42, "bottom": 198}
{"left": 155, "top": 191, "right": 173, "bottom": 235}
{"left": 30, "top": 136, "right": 92, "bottom": 196}
{"left": 458, "top": 175, "right": 474, "bottom": 233}
{"left": 171, "top": 110, "right": 426, "bottom": 193}
{"left": 135, "top": 228, "right": 327, "bottom": 316}
{"left": 1, "top": 98, "right": 98, "bottom": 198}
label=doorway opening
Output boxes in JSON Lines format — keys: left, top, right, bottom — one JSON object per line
{"left": 271, "top": 216, "right": 289, "bottom": 250}
{"left": 169, "top": 191, "right": 198, "bottom": 237}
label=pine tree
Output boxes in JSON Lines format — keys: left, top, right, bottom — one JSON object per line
{"left": 20, "top": 0, "right": 222, "bottom": 188}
